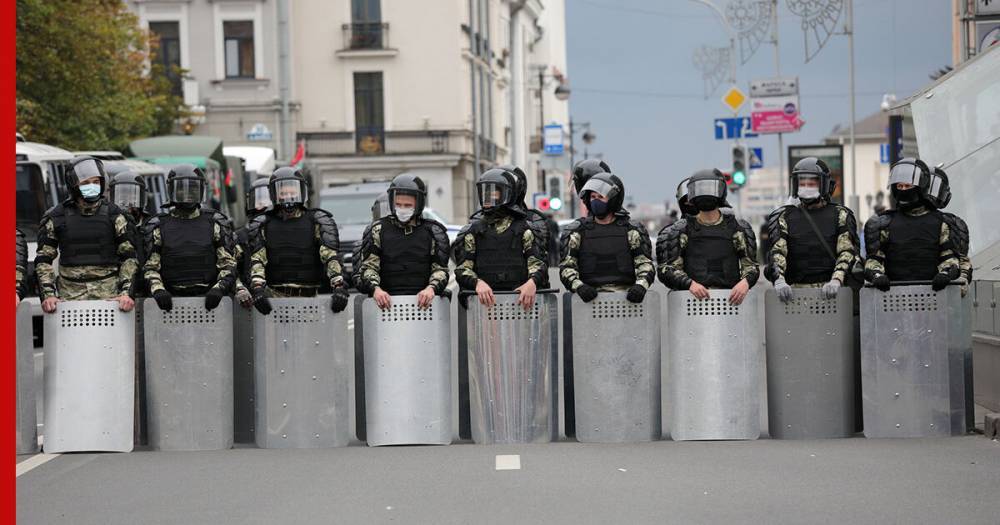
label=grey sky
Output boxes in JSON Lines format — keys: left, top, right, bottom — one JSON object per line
{"left": 565, "top": 0, "right": 953, "bottom": 205}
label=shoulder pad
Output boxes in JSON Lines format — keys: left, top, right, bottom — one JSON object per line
{"left": 737, "top": 218, "right": 758, "bottom": 251}
{"left": 564, "top": 218, "right": 584, "bottom": 232}
{"left": 210, "top": 210, "right": 233, "bottom": 228}
{"left": 41, "top": 204, "right": 63, "bottom": 222}
{"left": 311, "top": 208, "right": 335, "bottom": 223}
{"left": 422, "top": 218, "right": 448, "bottom": 233}
{"left": 941, "top": 212, "right": 970, "bottom": 255}
{"left": 626, "top": 218, "right": 645, "bottom": 230}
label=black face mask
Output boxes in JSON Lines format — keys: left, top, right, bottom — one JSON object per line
{"left": 692, "top": 196, "right": 719, "bottom": 212}
{"left": 893, "top": 187, "right": 922, "bottom": 210}
{"left": 175, "top": 201, "right": 199, "bottom": 210}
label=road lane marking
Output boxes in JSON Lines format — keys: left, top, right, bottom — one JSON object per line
{"left": 16, "top": 453, "right": 60, "bottom": 477}
{"left": 495, "top": 454, "right": 520, "bottom": 470}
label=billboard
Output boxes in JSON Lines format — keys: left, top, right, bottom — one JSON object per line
{"left": 787, "top": 144, "right": 844, "bottom": 204}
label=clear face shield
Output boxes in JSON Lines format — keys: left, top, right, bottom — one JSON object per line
{"left": 252, "top": 185, "right": 273, "bottom": 211}
{"left": 274, "top": 179, "right": 305, "bottom": 207}
{"left": 170, "top": 178, "right": 204, "bottom": 205}
{"left": 927, "top": 173, "right": 951, "bottom": 207}
{"left": 72, "top": 159, "right": 105, "bottom": 186}
{"left": 580, "top": 178, "right": 620, "bottom": 201}
{"left": 888, "top": 163, "right": 923, "bottom": 190}
{"left": 688, "top": 179, "right": 725, "bottom": 200}
{"left": 113, "top": 183, "right": 143, "bottom": 210}
{"left": 478, "top": 182, "right": 510, "bottom": 208}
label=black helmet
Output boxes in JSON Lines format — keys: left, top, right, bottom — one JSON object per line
{"left": 476, "top": 168, "right": 516, "bottom": 211}
{"left": 572, "top": 159, "right": 611, "bottom": 194}
{"left": 925, "top": 166, "right": 952, "bottom": 210}
{"left": 166, "top": 164, "right": 206, "bottom": 208}
{"left": 888, "top": 157, "right": 931, "bottom": 209}
{"left": 245, "top": 177, "right": 272, "bottom": 216}
{"left": 387, "top": 173, "right": 428, "bottom": 218}
{"left": 687, "top": 169, "right": 728, "bottom": 212}
{"left": 65, "top": 156, "right": 107, "bottom": 202}
{"left": 580, "top": 172, "right": 625, "bottom": 216}
{"left": 791, "top": 157, "right": 833, "bottom": 203}
{"left": 675, "top": 177, "right": 697, "bottom": 216}
{"left": 497, "top": 164, "right": 529, "bottom": 206}
{"left": 109, "top": 170, "right": 147, "bottom": 212}
{"left": 371, "top": 193, "right": 391, "bottom": 222}
{"left": 268, "top": 167, "right": 308, "bottom": 210}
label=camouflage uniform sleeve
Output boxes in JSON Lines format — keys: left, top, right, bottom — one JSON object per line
{"left": 428, "top": 222, "right": 451, "bottom": 294}
{"left": 863, "top": 215, "right": 889, "bottom": 280}
{"left": 211, "top": 220, "right": 238, "bottom": 293}
{"left": 656, "top": 221, "right": 692, "bottom": 290}
{"left": 453, "top": 227, "right": 480, "bottom": 290}
{"left": 15, "top": 229, "right": 28, "bottom": 299}
{"left": 248, "top": 221, "right": 268, "bottom": 290}
{"left": 766, "top": 209, "right": 789, "bottom": 282}
{"left": 628, "top": 226, "right": 655, "bottom": 288}
{"left": 232, "top": 237, "right": 249, "bottom": 294}
{"left": 358, "top": 222, "right": 383, "bottom": 292}
{"left": 34, "top": 215, "right": 59, "bottom": 300}
{"left": 832, "top": 207, "right": 860, "bottom": 283}
{"left": 558, "top": 229, "right": 584, "bottom": 291}
{"left": 113, "top": 213, "right": 139, "bottom": 297}
{"left": 314, "top": 214, "right": 345, "bottom": 288}
{"left": 937, "top": 220, "right": 960, "bottom": 276}
{"left": 945, "top": 214, "right": 972, "bottom": 284}
{"left": 733, "top": 224, "right": 760, "bottom": 287}
{"left": 143, "top": 224, "right": 166, "bottom": 294}
{"left": 523, "top": 226, "right": 548, "bottom": 286}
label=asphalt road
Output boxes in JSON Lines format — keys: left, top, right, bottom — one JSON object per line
{"left": 16, "top": 436, "right": 1000, "bottom": 524}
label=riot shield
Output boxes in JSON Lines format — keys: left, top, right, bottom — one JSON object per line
{"left": 254, "top": 296, "right": 351, "bottom": 448}
{"left": 362, "top": 296, "right": 452, "bottom": 446}
{"left": 570, "top": 291, "right": 661, "bottom": 443}
{"left": 233, "top": 305, "right": 255, "bottom": 443}
{"left": 765, "top": 287, "right": 855, "bottom": 439}
{"left": 466, "top": 291, "right": 558, "bottom": 444}
{"left": 143, "top": 297, "right": 234, "bottom": 451}
{"left": 667, "top": 289, "right": 763, "bottom": 441}
{"left": 861, "top": 284, "right": 962, "bottom": 438}
{"left": 43, "top": 300, "right": 135, "bottom": 453}
{"left": 17, "top": 302, "right": 37, "bottom": 454}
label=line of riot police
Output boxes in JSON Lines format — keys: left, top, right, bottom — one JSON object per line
{"left": 14, "top": 152, "right": 972, "bottom": 452}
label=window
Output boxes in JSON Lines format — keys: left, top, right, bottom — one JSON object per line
{"left": 354, "top": 72, "right": 384, "bottom": 154}
{"left": 149, "top": 21, "right": 182, "bottom": 96}
{"left": 350, "top": 0, "right": 382, "bottom": 49}
{"left": 224, "top": 21, "right": 255, "bottom": 78}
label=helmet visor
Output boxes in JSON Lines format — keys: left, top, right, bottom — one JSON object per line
{"left": 580, "top": 178, "right": 620, "bottom": 200}
{"left": 888, "top": 163, "right": 924, "bottom": 188}
{"left": 252, "top": 185, "right": 273, "bottom": 211}
{"left": 170, "top": 178, "right": 204, "bottom": 205}
{"left": 688, "top": 178, "right": 725, "bottom": 200}
{"left": 927, "top": 173, "right": 951, "bottom": 206}
{"left": 72, "top": 159, "right": 104, "bottom": 184}
{"left": 113, "top": 183, "right": 143, "bottom": 209}
{"left": 675, "top": 178, "right": 690, "bottom": 200}
{"left": 478, "top": 182, "right": 510, "bottom": 208}
{"left": 274, "top": 179, "right": 305, "bottom": 206}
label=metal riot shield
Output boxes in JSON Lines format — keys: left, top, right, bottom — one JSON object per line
{"left": 17, "top": 302, "right": 37, "bottom": 454}
{"left": 765, "top": 288, "right": 855, "bottom": 439}
{"left": 233, "top": 305, "right": 255, "bottom": 443}
{"left": 43, "top": 301, "right": 135, "bottom": 453}
{"left": 861, "top": 285, "right": 961, "bottom": 438}
{"left": 254, "top": 296, "right": 351, "bottom": 448}
{"left": 143, "top": 297, "right": 234, "bottom": 451}
{"left": 667, "top": 289, "right": 764, "bottom": 441}
{"left": 467, "top": 291, "right": 558, "bottom": 444}
{"left": 571, "top": 291, "right": 661, "bottom": 443}
{"left": 949, "top": 292, "right": 973, "bottom": 434}
{"left": 362, "top": 296, "right": 452, "bottom": 446}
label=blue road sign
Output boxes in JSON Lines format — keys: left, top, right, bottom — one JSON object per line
{"left": 750, "top": 147, "right": 763, "bottom": 169}
{"left": 879, "top": 143, "right": 890, "bottom": 164}
{"left": 544, "top": 124, "right": 564, "bottom": 155}
{"left": 714, "top": 117, "right": 758, "bottom": 140}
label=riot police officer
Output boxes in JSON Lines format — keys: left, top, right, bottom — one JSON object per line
{"left": 355, "top": 173, "right": 450, "bottom": 309}
{"left": 234, "top": 177, "right": 272, "bottom": 308}
{"left": 764, "top": 157, "right": 860, "bottom": 302}
{"left": 560, "top": 173, "right": 654, "bottom": 303}
{"left": 246, "top": 167, "right": 349, "bottom": 314}
{"left": 110, "top": 170, "right": 152, "bottom": 297}
{"left": 674, "top": 176, "right": 699, "bottom": 218}
{"left": 571, "top": 158, "right": 612, "bottom": 196}
{"left": 657, "top": 169, "right": 759, "bottom": 305}
{"left": 16, "top": 228, "right": 27, "bottom": 307}
{"left": 499, "top": 164, "right": 558, "bottom": 270}
{"left": 454, "top": 168, "right": 547, "bottom": 309}
{"left": 864, "top": 158, "right": 960, "bottom": 291}
{"left": 34, "top": 156, "right": 138, "bottom": 313}
{"left": 142, "top": 165, "right": 237, "bottom": 311}
{"left": 924, "top": 166, "right": 971, "bottom": 296}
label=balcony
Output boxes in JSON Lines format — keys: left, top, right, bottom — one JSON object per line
{"left": 298, "top": 130, "right": 502, "bottom": 162}
{"left": 341, "top": 22, "right": 390, "bottom": 51}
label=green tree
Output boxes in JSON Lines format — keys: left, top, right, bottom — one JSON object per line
{"left": 16, "top": 0, "right": 184, "bottom": 150}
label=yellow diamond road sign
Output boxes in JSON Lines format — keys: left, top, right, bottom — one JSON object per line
{"left": 722, "top": 86, "right": 747, "bottom": 113}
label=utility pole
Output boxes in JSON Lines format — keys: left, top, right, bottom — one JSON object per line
{"left": 771, "top": 0, "right": 785, "bottom": 199}
{"left": 847, "top": 0, "right": 859, "bottom": 216}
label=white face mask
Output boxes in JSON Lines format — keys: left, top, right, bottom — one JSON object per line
{"left": 798, "top": 187, "right": 821, "bottom": 200}
{"left": 395, "top": 208, "right": 415, "bottom": 223}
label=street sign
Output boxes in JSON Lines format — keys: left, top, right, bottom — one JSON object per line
{"left": 714, "top": 117, "right": 758, "bottom": 140}
{"left": 543, "top": 124, "right": 564, "bottom": 155}
{"left": 750, "top": 77, "right": 802, "bottom": 135}
{"left": 879, "top": 144, "right": 890, "bottom": 164}
{"left": 750, "top": 147, "right": 763, "bottom": 169}
{"left": 975, "top": 0, "right": 1000, "bottom": 16}
{"left": 246, "top": 123, "right": 272, "bottom": 142}
{"left": 722, "top": 86, "right": 748, "bottom": 113}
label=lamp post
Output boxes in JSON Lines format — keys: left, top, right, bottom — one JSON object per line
{"left": 567, "top": 119, "right": 595, "bottom": 218}
{"left": 534, "top": 65, "right": 571, "bottom": 192}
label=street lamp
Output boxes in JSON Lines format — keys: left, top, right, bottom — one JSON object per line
{"left": 554, "top": 83, "right": 571, "bottom": 101}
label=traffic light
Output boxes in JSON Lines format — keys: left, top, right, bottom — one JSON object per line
{"left": 731, "top": 145, "right": 747, "bottom": 189}
{"left": 548, "top": 176, "right": 563, "bottom": 211}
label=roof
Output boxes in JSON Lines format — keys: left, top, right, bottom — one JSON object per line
{"left": 825, "top": 111, "right": 888, "bottom": 141}
{"left": 140, "top": 156, "right": 221, "bottom": 170}
{"left": 126, "top": 135, "right": 227, "bottom": 171}
{"left": 74, "top": 151, "right": 126, "bottom": 161}
{"left": 15, "top": 141, "right": 74, "bottom": 161}
{"left": 104, "top": 158, "right": 166, "bottom": 177}
{"left": 223, "top": 146, "right": 276, "bottom": 174}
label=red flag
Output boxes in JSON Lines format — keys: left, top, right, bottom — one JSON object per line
{"left": 289, "top": 140, "right": 305, "bottom": 167}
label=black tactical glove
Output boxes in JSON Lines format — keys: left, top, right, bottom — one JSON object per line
{"left": 204, "top": 287, "right": 225, "bottom": 311}
{"left": 330, "top": 287, "right": 350, "bottom": 313}
{"left": 251, "top": 287, "right": 272, "bottom": 315}
{"left": 626, "top": 284, "right": 647, "bottom": 304}
{"left": 576, "top": 284, "right": 598, "bottom": 303}
{"left": 871, "top": 273, "right": 890, "bottom": 292}
{"left": 931, "top": 272, "right": 952, "bottom": 291}
{"left": 153, "top": 289, "right": 173, "bottom": 311}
